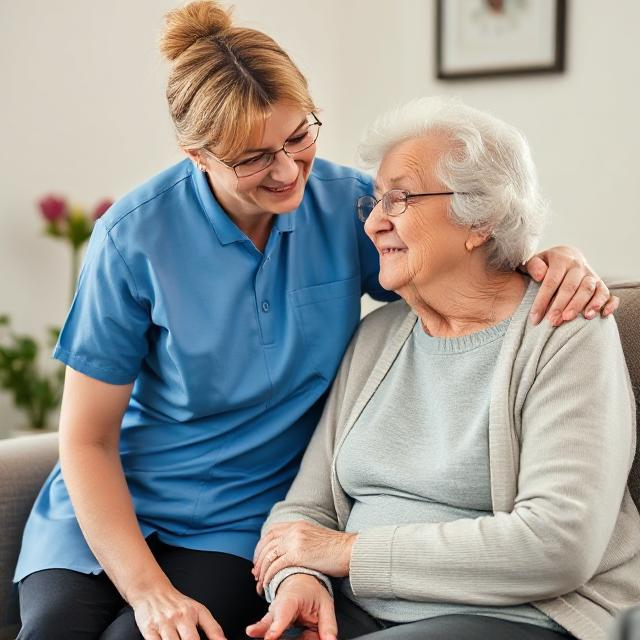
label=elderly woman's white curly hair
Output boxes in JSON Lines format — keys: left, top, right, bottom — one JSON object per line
{"left": 358, "top": 97, "right": 550, "bottom": 270}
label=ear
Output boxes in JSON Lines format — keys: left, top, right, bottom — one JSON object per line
{"left": 465, "top": 227, "right": 493, "bottom": 252}
{"left": 183, "top": 148, "right": 207, "bottom": 173}
{"left": 183, "top": 148, "right": 200, "bottom": 164}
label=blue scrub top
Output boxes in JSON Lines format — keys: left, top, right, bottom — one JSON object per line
{"left": 14, "top": 157, "right": 394, "bottom": 582}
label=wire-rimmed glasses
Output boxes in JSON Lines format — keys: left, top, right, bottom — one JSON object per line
{"left": 356, "top": 189, "right": 457, "bottom": 223}
{"left": 205, "top": 113, "right": 322, "bottom": 178}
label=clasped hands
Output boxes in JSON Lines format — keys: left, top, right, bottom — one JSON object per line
{"left": 246, "top": 521, "right": 355, "bottom": 640}
{"left": 252, "top": 521, "right": 357, "bottom": 595}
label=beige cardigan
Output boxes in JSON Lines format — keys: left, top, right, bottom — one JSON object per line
{"left": 264, "top": 290, "right": 640, "bottom": 640}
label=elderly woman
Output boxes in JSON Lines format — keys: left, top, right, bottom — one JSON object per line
{"left": 248, "top": 98, "right": 640, "bottom": 640}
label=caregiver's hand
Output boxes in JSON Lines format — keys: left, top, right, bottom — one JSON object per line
{"left": 129, "top": 582, "right": 226, "bottom": 640}
{"left": 253, "top": 521, "right": 356, "bottom": 595}
{"left": 246, "top": 574, "right": 337, "bottom": 640}
{"left": 524, "top": 245, "right": 619, "bottom": 325}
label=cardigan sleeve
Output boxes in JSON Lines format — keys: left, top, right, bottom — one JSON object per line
{"left": 349, "top": 316, "right": 636, "bottom": 605}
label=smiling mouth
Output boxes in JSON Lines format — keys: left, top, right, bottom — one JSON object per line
{"left": 380, "top": 248, "right": 407, "bottom": 255}
{"left": 263, "top": 179, "right": 298, "bottom": 194}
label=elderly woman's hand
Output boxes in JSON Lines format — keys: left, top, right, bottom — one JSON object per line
{"left": 253, "top": 521, "right": 357, "bottom": 595}
{"left": 246, "top": 574, "right": 337, "bottom": 640}
{"left": 524, "top": 245, "right": 619, "bottom": 325}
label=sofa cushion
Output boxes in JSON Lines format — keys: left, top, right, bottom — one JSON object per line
{"left": 610, "top": 282, "right": 640, "bottom": 508}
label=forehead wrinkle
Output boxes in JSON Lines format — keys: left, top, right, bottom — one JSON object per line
{"left": 389, "top": 158, "right": 431, "bottom": 191}
{"left": 414, "top": 155, "right": 444, "bottom": 192}
{"left": 378, "top": 137, "right": 443, "bottom": 192}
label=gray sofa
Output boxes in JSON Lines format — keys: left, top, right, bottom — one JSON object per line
{"left": 1, "top": 282, "right": 639, "bottom": 640}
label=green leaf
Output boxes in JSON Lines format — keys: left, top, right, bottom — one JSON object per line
{"left": 16, "top": 337, "right": 38, "bottom": 360}
{"left": 67, "top": 214, "right": 92, "bottom": 250}
{"left": 44, "top": 222, "right": 63, "bottom": 238}
{"left": 0, "top": 321, "right": 63, "bottom": 428}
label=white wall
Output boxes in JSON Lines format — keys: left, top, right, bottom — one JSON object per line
{"left": 1, "top": 0, "right": 639, "bottom": 431}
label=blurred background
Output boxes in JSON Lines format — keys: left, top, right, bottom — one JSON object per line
{"left": 1, "top": 0, "right": 638, "bottom": 434}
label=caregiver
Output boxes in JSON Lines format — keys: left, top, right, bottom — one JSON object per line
{"left": 14, "top": 2, "right": 617, "bottom": 640}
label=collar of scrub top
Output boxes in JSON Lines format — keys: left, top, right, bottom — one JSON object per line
{"left": 191, "top": 162, "right": 296, "bottom": 246}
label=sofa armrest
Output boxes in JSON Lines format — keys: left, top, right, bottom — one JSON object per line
{"left": 0, "top": 432, "right": 58, "bottom": 637}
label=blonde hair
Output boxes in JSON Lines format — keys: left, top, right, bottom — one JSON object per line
{"left": 159, "top": 1, "right": 316, "bottom": 161}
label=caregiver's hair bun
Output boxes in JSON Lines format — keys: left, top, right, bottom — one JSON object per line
{"left": 159, "top": 1, "right": 233, "bottom": 62}
{"left": 159, "top": 0, "right": 315, "bottom": 158}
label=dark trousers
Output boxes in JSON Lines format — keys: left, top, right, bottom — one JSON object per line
{"left": 17, "top": 535, "right": 267, "bottom": 640}
{"left": 334, "top": 590, "right": 575, "bottom": 640}
{"left": 17, "top": 541, "right": 575, "bottom": 640}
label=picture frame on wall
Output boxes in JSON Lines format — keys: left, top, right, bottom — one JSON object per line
{"left": 436, "top": 0, "right": 567, "bottom": 80}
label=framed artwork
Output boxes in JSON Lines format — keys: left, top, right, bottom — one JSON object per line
{"left": 436, "top": 0, "right": 567, "bottom": 80}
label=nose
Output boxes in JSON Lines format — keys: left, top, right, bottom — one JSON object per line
{"left": 268, "top": 149, "right": 299, "bottom": 184}
{"left": 364, "top": 202, "right": 393, "bottom": 239}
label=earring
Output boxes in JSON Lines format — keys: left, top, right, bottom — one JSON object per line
{"left": 465, "top": 239, "right": 474, "bottom": 252}
{"left": 193, "top": 159, "right": 207, "bottom": 173}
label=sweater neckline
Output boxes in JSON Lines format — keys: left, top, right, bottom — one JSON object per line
{"left": 412, "top": 280, "right": 537, "bottom": 355}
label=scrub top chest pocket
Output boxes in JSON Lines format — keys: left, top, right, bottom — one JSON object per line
{"left": 290, "top": 275, "right": 362, "bottom": 383}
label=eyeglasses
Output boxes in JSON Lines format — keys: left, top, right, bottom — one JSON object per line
{"left": 205, "top": 113, "right": 322, "bottom": 178}
{"left": 356, "top": 189, "right": 457, "bottom": 222}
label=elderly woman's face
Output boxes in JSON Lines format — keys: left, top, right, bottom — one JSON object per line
{"left": 365, "top": 134, "right": 470, "bottom": 294}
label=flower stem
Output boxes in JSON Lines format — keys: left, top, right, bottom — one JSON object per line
{"left": 70, "top": 247, "right": 79, "bottom": 305}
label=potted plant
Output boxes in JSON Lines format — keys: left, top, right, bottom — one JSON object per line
{"left": 0, "top": 195, "right": 113, "bottom": 434}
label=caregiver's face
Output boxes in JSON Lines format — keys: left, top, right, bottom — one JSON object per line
{"left": 364, "top": 134, "right": 469, "bottom": 294}
{"left": 206, "top": 101, "right": 317, "bottom": 216}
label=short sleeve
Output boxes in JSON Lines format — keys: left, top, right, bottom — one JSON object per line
{"left": 53, "top": 220, "right": 151, "bottom": 384}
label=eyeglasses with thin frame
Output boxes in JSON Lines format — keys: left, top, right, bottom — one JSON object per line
{"left": 356, "top": 189, "right": 459, "bottom": 222}
{"left": 204, "top": 113, "right": 322, "bottom": 178}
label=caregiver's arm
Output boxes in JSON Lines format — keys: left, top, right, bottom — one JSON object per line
{"left": 348, "top": 316, "right": 634, "bottom": 605}
{"left": 524, "top": 245, "right": 619, "bottom": 325}
{"left": 59, "top": 367, "right": 224, "bottom": 640}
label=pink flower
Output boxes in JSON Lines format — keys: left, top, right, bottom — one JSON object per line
{"left": 38, "top": 195, "right": 67, "bottom": 223}
{"left": 92, "top": 198, "right": 113, "bottom": 220}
